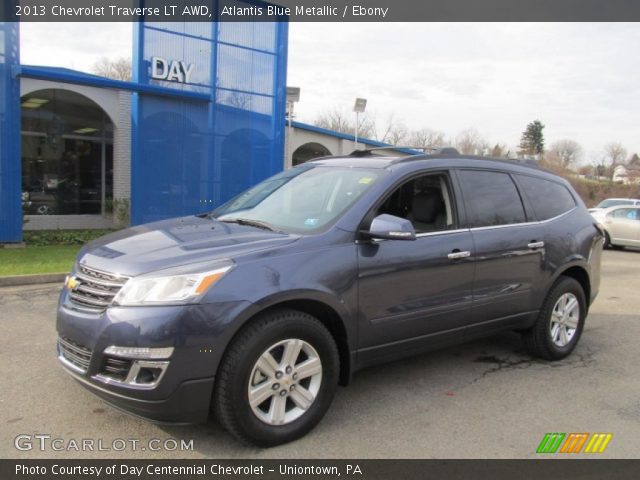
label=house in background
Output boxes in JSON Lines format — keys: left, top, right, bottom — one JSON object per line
{"left": 613, "top": 164, "right": 640, "bottom": 185}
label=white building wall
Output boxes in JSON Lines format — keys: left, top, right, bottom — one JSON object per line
{"left": 21, "top": 78, "right": 120, "bottom": 124}
{"left": 113, "top": 91, "right": 131, "bottom": 201}
{"left": 284, "top": 125, "right": 411, "bottom": 168}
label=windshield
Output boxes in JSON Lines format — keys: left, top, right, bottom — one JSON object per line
{"left": 212, "top": 165, "right": 382, "bottom": 233}
{"left": 597, "top": 199, "right": 634, "bottom": 208}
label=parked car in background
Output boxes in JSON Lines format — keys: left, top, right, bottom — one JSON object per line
{"left": 591, "top": 205, "right": 640, "bottom": 249}
{"left": 588, "top": 198, "right": 640, "bottom": 214}
{"left": 56, "top": 151, "right": 603, "bottom": 446}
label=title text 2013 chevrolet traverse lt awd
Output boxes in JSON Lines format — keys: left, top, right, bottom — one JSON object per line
{"left": 57, "top": 151, "right": 603, "bottom": 446}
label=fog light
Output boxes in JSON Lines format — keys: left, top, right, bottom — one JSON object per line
{"left": 135, "top": 366, "right": 164, "bottom": 384}
{"left": 103, "top": 346, "right": 174, "bottom": 360}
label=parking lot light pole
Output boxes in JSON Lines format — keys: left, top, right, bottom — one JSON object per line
{"left": 353, "top": 98, "right": 367, "bottom": 149}
{"left": 286, "top": 87, "right": 301, "bottom": 168}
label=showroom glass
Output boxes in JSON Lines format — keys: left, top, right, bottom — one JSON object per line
{"left": 21, "top": 89, "right": 113, "bottom": 216}
{"left": 213, "top": 166, "right": 382, "bottom": 233}
{"left": 516, "top": 175, "right": 576, "bottom": 220}
{"left": 457, "top": 170, "right": 526, "bottom": 227}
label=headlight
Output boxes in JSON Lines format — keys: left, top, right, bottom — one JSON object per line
{"left": 113, "top": 264, "right": 232, "bottom": 306}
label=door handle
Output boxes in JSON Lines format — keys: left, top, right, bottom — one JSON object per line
{"left": 447, "top": 250, "right": 471, "bottom": 260}
{"left": 527, "top": 241, "right": 545, "bottom": 249}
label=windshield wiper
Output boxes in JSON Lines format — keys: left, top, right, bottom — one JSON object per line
{"left": 219, "top": 218, "right": 284, "bottom": 233}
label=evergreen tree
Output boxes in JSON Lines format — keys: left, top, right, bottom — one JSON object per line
{"left": 518, "top": 120, "right": 545, "bottom": 155}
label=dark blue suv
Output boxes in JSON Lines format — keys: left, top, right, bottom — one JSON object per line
{"left": 56, "top": 152, "right": 603, "bottom": 446}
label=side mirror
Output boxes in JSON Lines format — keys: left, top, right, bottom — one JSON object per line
{"left": 361, "top": 214, "right": 416, "bottom": 241}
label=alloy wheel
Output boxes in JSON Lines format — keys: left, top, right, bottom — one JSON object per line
{"left": 248, "top": 338, "right": 323, "bottom": 425}
{"left": 549, "top": 293, "right": 580, "bottom": 347}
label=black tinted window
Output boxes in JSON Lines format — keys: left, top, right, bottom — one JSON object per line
{"left": 516, "top": 175, "right": 576, "bottom": 220}
{"left": 458, "top": 170, "right": 526, "bottom": 227}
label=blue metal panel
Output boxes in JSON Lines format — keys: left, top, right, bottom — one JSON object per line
{"left": 18, "top": 65, "right": 210, "bottom": 102}
{"left": 132, "top": 6, "right": 288, "bottom": 225}
{"left": 0, "top": 21, "right": 21, "bottom": 243}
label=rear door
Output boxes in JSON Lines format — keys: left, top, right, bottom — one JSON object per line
{"left": 455, "top": 169, "right": 546, "bottom": 331}
{"left": 606, "top": 207, "right": 640, "bottom": 246}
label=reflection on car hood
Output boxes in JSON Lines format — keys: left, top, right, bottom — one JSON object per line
{"left": 77, "top": 216, "right": 298, "bottom": 276}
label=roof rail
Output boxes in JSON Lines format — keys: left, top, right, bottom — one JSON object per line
{"left": 349, "top": 146, "right": 459, "bottom": 157}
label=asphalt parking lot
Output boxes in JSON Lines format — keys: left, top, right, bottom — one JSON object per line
{"left": 1, "top": 250, "right": 639, "bottom": 459}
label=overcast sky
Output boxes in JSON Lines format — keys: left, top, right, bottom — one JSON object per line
{"left": 20, "top": 22, "right": 640, "bottom": 162}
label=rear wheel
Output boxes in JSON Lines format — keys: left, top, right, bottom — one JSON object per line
{"left": 605, "top": 231, "right": 625, "bottom": 250}
{"left": 523, "top": 276, "right": 586, "bottom": 360}
{"left": 214, "top": 309, "right": 339, "bottom": 447}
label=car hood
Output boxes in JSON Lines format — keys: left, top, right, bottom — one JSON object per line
{"left": 77, "top": 216, "right": 299, "bottom": 277}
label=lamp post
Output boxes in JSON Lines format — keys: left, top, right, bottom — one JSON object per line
{"left": 353, "top": 97, "right": 367, "bottom": 149}
{"left": 286, "top": 87, "right": 300, "bottom": 168}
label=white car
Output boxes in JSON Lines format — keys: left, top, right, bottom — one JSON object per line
{"left": 588, "top": 198, "right": 640, "bottom": 214}
{"left": 591, "top": 205, "right": 640, "bottom": 249}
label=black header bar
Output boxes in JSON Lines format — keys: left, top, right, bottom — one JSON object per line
{"left": 2, "top": 459, "right": 640, "bottom": 480}
{"left": 3, "top": 0, "right": 640, "bottom": 22}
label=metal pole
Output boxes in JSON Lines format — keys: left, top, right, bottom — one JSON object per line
{"left": 355, "top": 111, "right": 359, "bottom": 149}
{"left": 287, "top": 102, "right": 292, "bottom": 167}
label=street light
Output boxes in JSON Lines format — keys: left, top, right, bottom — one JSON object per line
{"left": 286, "top": 87, "right": 301, "bottom": 167}
{"left": 353, "top": 97, "right": 367, "bottom": 149}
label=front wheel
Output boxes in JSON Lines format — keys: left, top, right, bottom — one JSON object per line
{"left": 213, "top": 309, "right": 339, "bottom": 447}
{"left": 523, "top": 276, "right": 587, "bottom": 360}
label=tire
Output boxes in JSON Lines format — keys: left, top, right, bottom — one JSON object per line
{"left": 213, "top": 309, "right": 339, "bottom": 447}
{"left": 523, "top": 276, "right": 587, "bottom": 361}
{"left": 605, "top": 231, "right": 625, "bottom": 250}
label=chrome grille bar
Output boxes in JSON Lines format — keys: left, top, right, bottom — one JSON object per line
{"left": 58, "top": 336, "right": 92, "bottom": 373}
{"left": 68, "top": 265, "right": 129, "bottom": 312}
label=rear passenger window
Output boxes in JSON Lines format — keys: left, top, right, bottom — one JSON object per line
{"left": 516, "top": 175, "right": 576, "bottom": 220}
{"left": 458, "top": 170, "right": 526, "bottom": 227}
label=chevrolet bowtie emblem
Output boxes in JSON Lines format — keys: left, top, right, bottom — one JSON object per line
{"left": 66, "top": 276, "right": 79, "bottom": 290}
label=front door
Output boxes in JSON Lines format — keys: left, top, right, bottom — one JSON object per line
{"left": 356, "top": 172, "right": 475, "bottom": 364}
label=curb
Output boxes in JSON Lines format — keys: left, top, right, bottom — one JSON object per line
{"left": 0, "top": 273, "right": 66, "bottom": 287}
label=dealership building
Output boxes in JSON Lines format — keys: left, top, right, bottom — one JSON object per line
{"left": 0, "top": 16, "right": 406, "bottom": 243}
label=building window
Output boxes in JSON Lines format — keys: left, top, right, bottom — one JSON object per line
{"left": 292, "top": 142, "right": 332, "bottom": 166}
{"left": 21, "top": 89, "right": 113, "bottom": 216}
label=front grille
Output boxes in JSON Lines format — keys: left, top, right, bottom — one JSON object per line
{"left": 100, "top": 357, "right": 132, "bottom": 381}
{"left": 58, "top": 336, "right": 92, "bottom": 373}
{"left": 68, "top": 265, "right": 129, "bottom": 312}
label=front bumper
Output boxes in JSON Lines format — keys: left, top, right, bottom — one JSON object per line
{"left": 59, "top": 363, "right": 215, "bottom": 424}
{"left": 56, "top": 289, "right": 252, "bottom": 424}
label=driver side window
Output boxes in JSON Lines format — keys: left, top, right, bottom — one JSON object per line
{"left": 375, "top": 173, "right": 456, "bottom": 234}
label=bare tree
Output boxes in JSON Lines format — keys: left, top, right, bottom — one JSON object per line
{"left": 547, "top": 139, "right": 582, "bottom": 168}
{"left": 382, "top": 124, "right": 409, "bottom": 146}
{"left": 92, "top": 56, "right": 132, "bottom": 81}
{"left": 490, "top": 143, "right": 509, "bottom": 158}
{"left": 455, "top": 128, "right": 488, "bottom": 155}
{"left": 604, "top": 142, "right": 627, "bottom": 166}
{"left": 368, "top": 113, "right": 408, "bottom": 145}
{"left": 314, "top": 108, "right": 352, "bottom": 134}
{"left": 408, "top": 128, "right": 446, "bottom": 150}
{"left": 604, "top": 142, "right": 627, "bottom": 180}
{"left": 314, "top": 108, "right": 407, "bottom": 143}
